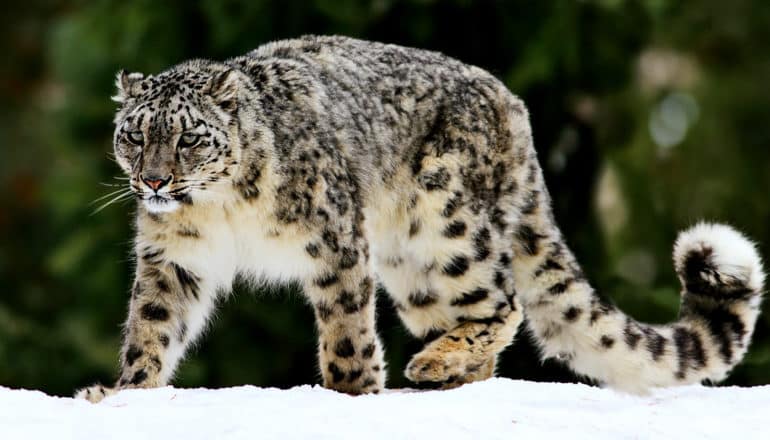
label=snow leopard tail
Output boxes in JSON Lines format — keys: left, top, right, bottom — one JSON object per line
{"left": 511, "top": 219, "right": 764, "bottom": 393}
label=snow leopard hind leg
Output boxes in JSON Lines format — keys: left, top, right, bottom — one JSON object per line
{"left": 370, "top": 86, "right": 529, "bottom": 388}
{"left": 373, "top": 201, "right": 523, "bottom": 388}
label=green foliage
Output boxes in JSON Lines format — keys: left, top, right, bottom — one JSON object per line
{"left": 0, "top": 0, "right": 768, "bottom": 395}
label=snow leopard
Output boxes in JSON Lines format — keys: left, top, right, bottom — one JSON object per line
{"left": 77, "top": 35, "right": 765, "bottom": 402}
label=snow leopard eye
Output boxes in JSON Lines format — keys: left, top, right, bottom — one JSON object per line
{"left": 126, "top": 131, "right": 144, "bottom": 146}
{"left": 178, "top": 133, "right": 201, "bottom": 148}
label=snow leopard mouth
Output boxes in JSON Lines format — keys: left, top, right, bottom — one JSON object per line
{"left": 142, "top": 195, "right": 180, "bottom": 213}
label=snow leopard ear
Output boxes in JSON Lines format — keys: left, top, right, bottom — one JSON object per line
{"left": 205, "top": 69, "right": 239, "bottom": 113}
{"left": 113, "top": 70, "right": 147, "bottom": 103}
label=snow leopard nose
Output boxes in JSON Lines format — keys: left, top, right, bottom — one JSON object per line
{"left": 141, "top": 174, "right": 173, "bottom": 192}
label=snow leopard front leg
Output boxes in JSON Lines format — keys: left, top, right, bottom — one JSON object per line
{"left": 76, "top": 249, "right": 218, "bottom": 403}
{"left": 302, "top": 225, "right": 386, "bottom": 394}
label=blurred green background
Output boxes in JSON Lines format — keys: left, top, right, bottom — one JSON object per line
{"left": 1, "top": 0, "right": 769, "bottom": 396}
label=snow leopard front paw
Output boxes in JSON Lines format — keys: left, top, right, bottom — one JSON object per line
{"left": 320, "top": 337, "right": 387, "bottom": 395}
{"left": 74, "top": 383, "right": 118, "bottom": 403}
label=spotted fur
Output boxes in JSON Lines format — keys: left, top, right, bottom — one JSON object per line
{"left": 75, "top": 36, "right": 764, "bottom": 402}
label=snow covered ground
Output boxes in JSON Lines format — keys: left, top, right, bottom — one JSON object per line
{"left": 1, "top": 378, "right": 767, "bottom": 439}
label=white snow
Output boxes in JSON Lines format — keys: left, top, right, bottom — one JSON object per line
{"left": 1, "top": 378, "right": 768, "bottom": 439}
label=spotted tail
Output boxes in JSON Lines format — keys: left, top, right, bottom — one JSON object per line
{"left": 511, "top": 221, "right": 765, "bottom": 393}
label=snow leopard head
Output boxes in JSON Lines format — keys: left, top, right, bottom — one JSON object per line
{"left": 112, "top": 61, "right": 248, "bottom": 213}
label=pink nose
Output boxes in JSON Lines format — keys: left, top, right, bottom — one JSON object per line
{"left": 141, "top": 174, "right": 172, "bottom": 191}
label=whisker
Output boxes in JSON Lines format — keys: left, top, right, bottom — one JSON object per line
{"left": 91, "top": 191, "right": 137, "bottom": 215}
{"left": 90, "top": 188, "right": 133, "bottom": 205}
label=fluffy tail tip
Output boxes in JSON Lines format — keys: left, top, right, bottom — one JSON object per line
{"left": 674, "top": 222, "right": 765, "bottom": 298}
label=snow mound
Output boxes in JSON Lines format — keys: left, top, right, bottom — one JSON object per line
{"left": 1, "top": 378, "right": 767, "bottom": 439}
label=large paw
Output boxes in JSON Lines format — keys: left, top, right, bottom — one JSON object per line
{"left": 321, "top": 345, "right": 387, "bottom": 395}
{"left": 74, "top": 384, "right": 118, "bottom": 403}
{"left": 324, "top": 362, "right": 386, "bottom": 395}
{"left": 320, "top": 337, "right": 387, "bottom": 395}
{"left": 405, "top": 345, "right": 495, "bottom": 388}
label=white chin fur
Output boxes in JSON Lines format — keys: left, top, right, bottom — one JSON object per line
{"left": 143, "top": 197, "right": 181, "bottom": 213}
